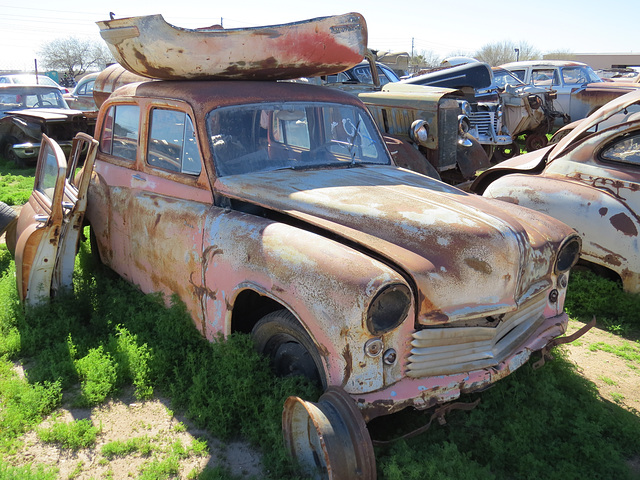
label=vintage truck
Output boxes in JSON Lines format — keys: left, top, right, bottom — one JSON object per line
{"left": 8, "top": 13, "right": 593, "bottom": 480}
{"left": 312, "top": 52, "right": 490, "bottom": 186}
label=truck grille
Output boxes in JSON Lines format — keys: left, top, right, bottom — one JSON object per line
{"left": 406, "top": 293, "right": 548, "bottom": 378}
{"left": 469, "top": 111, "right": 499, "bottom": 138}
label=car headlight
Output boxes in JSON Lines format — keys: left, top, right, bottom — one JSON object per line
{"left": 555, "top": 235, "right": 581, "bottom": 274}
{"left": 366, "top": 283, "right": 412, "bottom": 335}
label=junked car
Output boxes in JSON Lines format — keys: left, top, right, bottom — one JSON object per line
{"left": 0, "top": 74, "right": 69, "bottom": 93}
{"left": 10, "top": 12, "right": 594, "bottom": 479}
{"left": 63, "top": 72, "right": 99, "bottom": 111}
{"left": 0, "top": 84, "right": 94, "bottom": 166}
{"left": 500, "top": 60, "right": 640, "bottom": 127}
{"left": 472, "top": 89, "right": 640, "bottom": 293}
{"left": 491, "top": 67, "right": 561, "bottom": 152}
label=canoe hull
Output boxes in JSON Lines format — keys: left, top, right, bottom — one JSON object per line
{"left": 97, "top": 13, "right": 368, "bottom": 81}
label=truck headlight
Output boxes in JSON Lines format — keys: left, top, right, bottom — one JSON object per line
{"left": 555, "top": 235, "right": 581, "bottom": 274}
{"left": 366, "top": 284, "right": 412, "bottom": 335}
{"left": 409, "top": 119, "right": 429, "bottom": 146}
{"left": 459, "top": 100, "right": 472, "bottom": 117}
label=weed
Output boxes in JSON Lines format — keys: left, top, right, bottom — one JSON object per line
{"left": 0, "top": 460, "right": 57, "bottom": 479}
{"left": 101, "top": 436, "right": 154, "bottom": 459}
{"left": 138, "top": 456, "right": 180, "bottom": 480}
{"left": 36, "top": 418, "right": 100, "bottom": 450}
{"left": 589, "top": 341, "right": 640, "bottom": 364}
{"left": 612, "top": 392, "right": 626, "bottom": 404}
{"left": 67, "top": 461, "right": 83, "bottom": 479}
{"left": 74, "top": 346, "right": 118, "bottom": 406}
{"left": 598, "top": 375, "right": 618, "bottom": 386}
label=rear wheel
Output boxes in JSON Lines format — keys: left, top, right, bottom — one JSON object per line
{"left": 3, "top": 137, "right": 25, "bottom": 168}
{"left": 252, "top": 309, "right": 326, "bottom": 389}
{"left": 525, "top": 133, "right": 548, "bottom": 152}
{"left": 493, "top": 143, "right": 520, "bottom": 163}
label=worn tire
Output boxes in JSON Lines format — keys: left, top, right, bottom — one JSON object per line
{"left": 493, "top": 143, "right": 520, "bottom": 163}
{"left": 0, "top": 201, "right": 18, "bottom": 237}
{"left": 252, "top": 309, "right": 326, "bottom": 389}
{"left": 3, "top": 137, "right": 25, "bottom": 168}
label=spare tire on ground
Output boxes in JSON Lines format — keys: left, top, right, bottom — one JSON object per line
{"left": 0, "top": 202, "right": 18, "bottom": 253}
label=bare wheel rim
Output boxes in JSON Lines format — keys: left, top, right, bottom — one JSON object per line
{"left": 283, "top": 387, "right": 376, "bottom": 480}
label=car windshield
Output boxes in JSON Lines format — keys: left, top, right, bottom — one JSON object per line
{"left": 0, "top": 87, "right": 67, "bottom": 114}
{"left": 492, "top": 68, "right": 526, "bottom": 88}
{"left": 208, "top": 101, "right": 390, "bottom": 176}
{"left": 561, "top": 66, "right": 602, "bottom": 85}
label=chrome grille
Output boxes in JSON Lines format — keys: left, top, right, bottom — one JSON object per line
{"left": 406, "top": 293, "right": 548, "bottom": 378}
{"left": 469, "top": 111, "right": 498, "bottom": 137}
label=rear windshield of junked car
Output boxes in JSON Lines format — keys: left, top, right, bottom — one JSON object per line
{"left": 207, "top": 102, "right": 390, "bottom": 177}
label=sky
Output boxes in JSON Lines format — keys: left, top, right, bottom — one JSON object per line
{"left": 0, "top": 0, "right": 637, "bottom": 71}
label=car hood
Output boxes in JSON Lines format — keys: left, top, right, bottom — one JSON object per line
{"left": 5, "top": 108, "right": 84, "bottom": 121}
{"left": 216, "top": 165, "right": 573, "bottom": 325}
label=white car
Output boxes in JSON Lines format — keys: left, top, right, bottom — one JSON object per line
{"left": 0, "top": 74, "right": 69, "bottom": 94}
{"left": 500, "top": 60, "right": 640, "bottom": 126}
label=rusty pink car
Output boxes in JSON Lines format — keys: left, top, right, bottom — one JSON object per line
{"left": 13, "top": 76, "right": 591, "bottom": 478}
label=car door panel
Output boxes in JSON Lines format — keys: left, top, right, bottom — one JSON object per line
{"left": 14, "top": 133, "right": 98, "bottom": 305}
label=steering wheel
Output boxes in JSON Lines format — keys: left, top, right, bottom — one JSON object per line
{"left": 34, "top": 101, "right": 54, "bottom": 107}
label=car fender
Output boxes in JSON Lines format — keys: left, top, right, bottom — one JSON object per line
{"left": 201, "top": 210, "right": 414, "bottom": 394}
{"left": 483, "top": 173, "right": 639, "bottom": 291}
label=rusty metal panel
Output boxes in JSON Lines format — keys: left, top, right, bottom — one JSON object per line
{"left": 97, "top": 13, "right": 367, "bottom": 81}
{"left": 215, "top": 166, "right": 574, "bottom": 326}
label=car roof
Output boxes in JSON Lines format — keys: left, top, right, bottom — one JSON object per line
{"left": 500, "top": 60, "right": 588, "bottom": 69}
{"left": 0, "top": 74, "right": 61, "bottom": 84}
{"left": 108, "top": 79, "right": 366, "bottom": 113}
{"left": 0, "top": 84, "right": 61, "bottom": 92}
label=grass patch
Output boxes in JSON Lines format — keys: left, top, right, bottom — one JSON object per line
{"left": 101, "top": 436, "right": 154, "bottom": 459}
{"left": 565, "top": 270, "right": 640, "bottom": 334}
{"left": 36, "top": 418, "right": 100, "bottom": 450}
{"left": 0, "top": 156, "right": 35, "bottom": 205}
{"left": 589, "top": 341, "right": 640, "bottom": 364}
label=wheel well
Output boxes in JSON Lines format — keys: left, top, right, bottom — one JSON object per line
{"left": 574, "top": 259, "right": 623, "bottom": 285}
{"left": 230, "top": 289, "right": 288, "bottom": 334}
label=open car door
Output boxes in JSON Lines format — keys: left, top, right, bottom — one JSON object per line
{"left": 14, "top": 133, "right": 98, "bottom": 305}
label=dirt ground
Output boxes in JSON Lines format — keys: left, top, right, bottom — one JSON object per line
{"left": 564, "top": 319, "right": 640, "bottom": 413}
{"left": 9, "top": 365, "right": 264, "bottom": 479}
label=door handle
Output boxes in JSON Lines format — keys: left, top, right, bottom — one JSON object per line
{"left": 132, "top": 174, "right": 146, "bottom": 182}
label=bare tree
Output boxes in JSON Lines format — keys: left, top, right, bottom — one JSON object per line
{"left": 475, "top": 41, "right": 541, "bottom": 66}
{"left": 38, "top": 37, "right": 113, "bottom": 78}
{"left": 409, "top": 49, "right": 442, "bottom": 73}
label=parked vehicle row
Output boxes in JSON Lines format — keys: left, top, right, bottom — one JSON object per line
{"left": 0, "top": 84, "right": 94, "bottom": 166}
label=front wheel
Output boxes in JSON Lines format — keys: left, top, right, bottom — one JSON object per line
{"left": 252, "top": 309, "right": 326, "bottom": 389}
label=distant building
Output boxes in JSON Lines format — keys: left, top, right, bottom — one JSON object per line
{"left": 544, "top": 53, "right": 640, "bottom": 69}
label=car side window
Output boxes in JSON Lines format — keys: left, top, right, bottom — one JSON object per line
{"left": 147, "top": 108, "right": 202, "bottom": 175}
{"left": 99, "top": 105, "right": 139, "bottom": 161}
{"left": 78, "top": 80, "right": 94, "bottom": 96}
{"left": 600, "top": 133, "right": 640, "bottom": 167}
{"left": 511, "top": 70, "right": 526, "bottom": 82}
{"left": 561, "top": 67, "right": 588, "bottom": 85}
{"left": 35, "top": 142, "right": 59, "bottom": 200}
{"left": 531, "top": 69, "right": 558, "bottom": 86}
